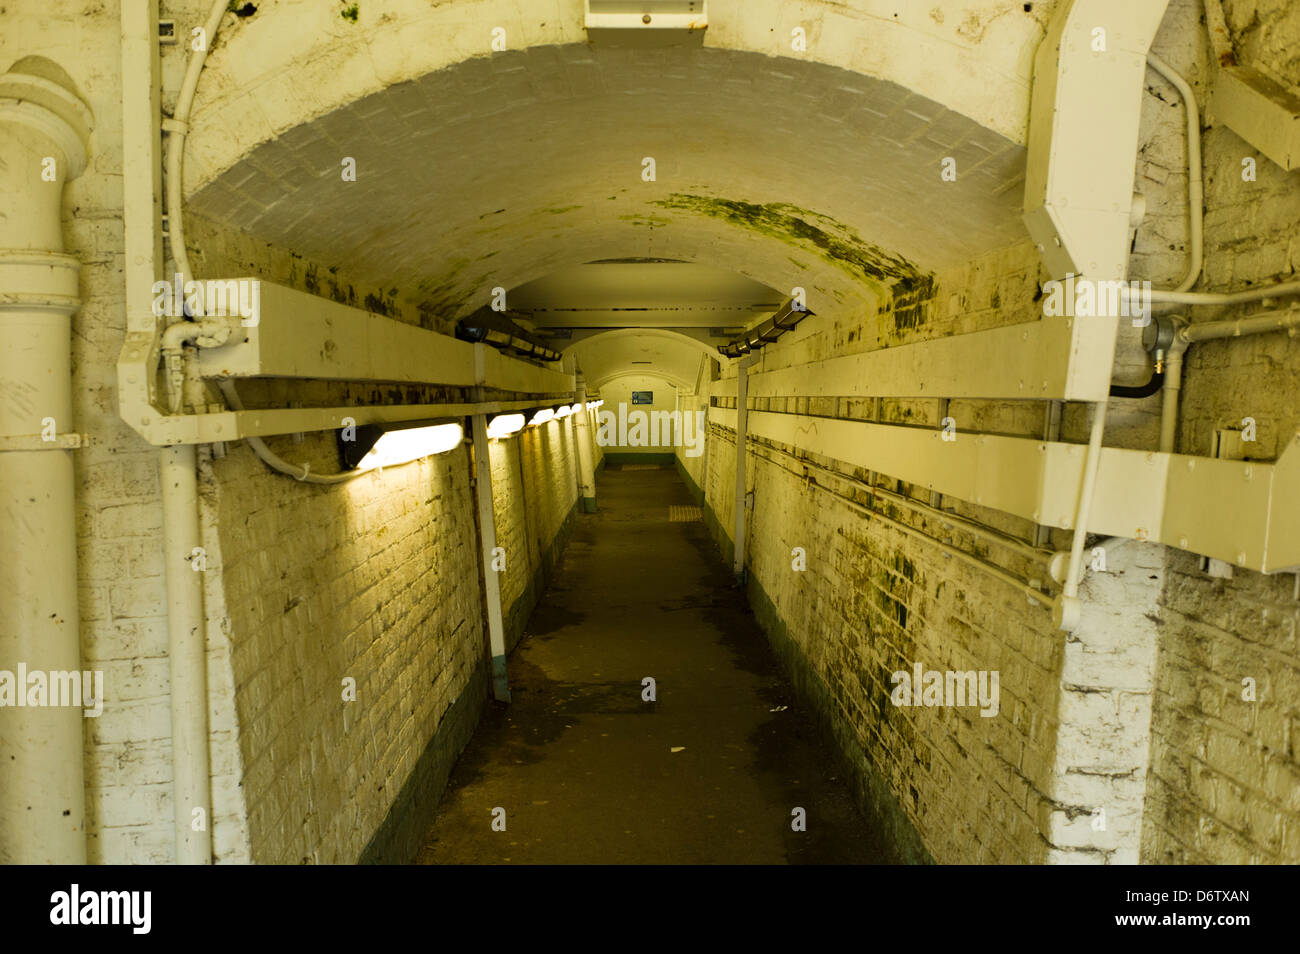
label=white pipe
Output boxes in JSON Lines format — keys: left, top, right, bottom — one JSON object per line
{"left": 161, "top": 445, "right": 212, "bottom": 864}
{"left": 1182, "top": 303, "right": 1300, "bottom": 343}
{"left": 1160, "top": 341, "right": 1185, "bottom": 453}
{"left": 216, "top": 379, "right": 368, "bottom": 484}
{"left": 163, "top": 318, "right": 239, "bottom": 412}
{"left": 1136, "top": 56, "right": 1300, "bottom": 311}
{"left": 165, "top": 0, "right": 229, "bottom": 289}
{"left": 1149, "top": 280, "right": 1300, "bottom": 306}
{"left": 1146, "top": 53, "right": 1203, "bottom": 294}
{"left": 1160, "top": 303, "right": 1300, "bottom": 452}
{"left": 471, "top": 411, "right": 510, "bottom": 702}
{"left": 152, "top": 0, "right": 228, "bottom": 866}
{"left": 0, "top": 64, "right": 92, "bottom": 864}
{"left": 1057, "top": 399, "right": 1110, "bottom": 631}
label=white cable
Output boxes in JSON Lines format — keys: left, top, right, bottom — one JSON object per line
{"left": 1148, "top": 280, "right": 1300, "bottom": 305}
{"left": 1146, "top": 53, "right": 1203, "bottom": 295}
{"left": 1139, "top": 56, "right": 1300, "bottom": 308}
{"left": 166, "top": 0, "right": 229, "bottom": 289}
{"left": 217, "top": 379, "right": 367, "bottom": 484}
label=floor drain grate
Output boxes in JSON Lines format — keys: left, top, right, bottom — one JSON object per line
{"left": 669, "top": 505, "right": 702, "bottom": 522}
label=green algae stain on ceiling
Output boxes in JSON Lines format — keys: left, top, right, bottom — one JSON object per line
{"left": 650, "top": 194, "right": 935, "bottom": 297}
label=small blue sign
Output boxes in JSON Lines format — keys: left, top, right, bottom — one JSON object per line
{"left": 631, "top": 391, "right": 653, "bottom": 405}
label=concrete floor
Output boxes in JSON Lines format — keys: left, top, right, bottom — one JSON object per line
{"left": 417, "top": 463, "right": 887, "bottom": 864}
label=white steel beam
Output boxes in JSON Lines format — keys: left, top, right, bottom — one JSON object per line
{"left": 121, "top": 281, "right": 574, "bottom": 446}
{"left": 746, "top": 317, "right": 1114, "bottom": 402}
{"left": 709, "top": 407, "right": 1300, "bottom": 574}
{"left": 193, "top": 280, "right": 573, "bottom": 393}
{"left": 1023, "top": 0, "right": 1171, "bottom": 281}
{"left": 1209, "top": 66, "right": 1300, "bottom": 171}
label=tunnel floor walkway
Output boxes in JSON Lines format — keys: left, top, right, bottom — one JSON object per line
{"left": 416, "top": 463, "right": 888, "bottom": 864}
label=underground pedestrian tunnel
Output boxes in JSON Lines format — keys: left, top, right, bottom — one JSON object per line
{"left": 3, "top": 0, "right": 1300, "bottom": 866}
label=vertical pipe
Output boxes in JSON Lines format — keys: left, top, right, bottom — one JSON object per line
{"left": 471, "top": 413, "right": 510, "bottom": 702}
{"left": 1160, "top": 344, "right": 1186, "bottom": 453}
{"left": 160, "top": 444, "right": 212, "bottom": 864}
{"left": 0, "top": 265, "right": 86, "bottom": 863}
{"left": 1146, "top": 53, "right": 1203, "bottom": 294}
{"left": 732, "top": 358, "right": 750, "bottom": 580}
{"left": 1056, "top": 399, "right": 1110, "bottom": 631}
{"left": 1034, "top": 400, "right": 1064, "bottom": 548}
{"left": 573, "top": 373, "right": 597, "bottom": 512}
{"left": 0, "top": 62, "right": 92, "bottom": 864}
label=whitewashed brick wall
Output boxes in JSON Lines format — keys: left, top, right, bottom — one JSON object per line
{"left": 205, "top": 438, "right": 486, "bottom": 863}
{"left": 1137, "top": 0, "right": 1300, "bottom": 864}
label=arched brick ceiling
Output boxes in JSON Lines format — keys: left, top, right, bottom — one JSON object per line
{"left": 567, "top": 329, "right": 715, "bottom": 393}
{"left": 189, "top": 43, "right": 1028, "bottom": 331}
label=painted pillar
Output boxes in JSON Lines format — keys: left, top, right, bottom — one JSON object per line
{"left": 732, "top": 357, "right": 752, "bottom": 581}
{"left": 471, "top": 412, "right": 510, "bottom": 702}
{"left": 573, "top": 373, "right": 597, "bottom": 512}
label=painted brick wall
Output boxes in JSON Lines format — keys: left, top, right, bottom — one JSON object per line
{"left": 490, "top": 416, "right": 580, "bottom": 648}
{"left": 675, "top": 392, "right": 709, "bottom": 502}
{"left": 205, "top": 439, "right": 485, "bottom": 863}
{"left": 181, "top": 251, "right": 582, "bottom": 863}
{"left": 700, "top": 384, "right": 1069, "bottom": 863}
{"left": 1137, "top": 0, "right": 1300, "bottom": 866}
{"left": 598, "top": 376, "right": 684, "bottom": 457}
{"left": 0, "top": 0, "right": 252, "bottom": 864}
{"left": 12, "top": 0, "right": 1299, "bottom": 868}
{"left": 689, "top": 0, "right": 1300, "bottom": 866}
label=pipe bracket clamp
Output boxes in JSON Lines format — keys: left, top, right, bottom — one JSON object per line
{"left": 0, "top": 433, "right": 84, "bottom": 451}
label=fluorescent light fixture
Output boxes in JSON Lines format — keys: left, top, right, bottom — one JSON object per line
{"left": 339, "top": 420, "right": 463, "bottom": 470}
{"left": 555, "top": 405, "right": 573, "bottom": 418}
{"left": 528, "top": 408, "right": 555, "bottom": 427}
{"left": 487, "top": 413, "right": 526, "bottom": 439}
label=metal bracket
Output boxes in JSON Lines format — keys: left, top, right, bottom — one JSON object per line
{"left": 0, "top": 433, "right": 85, "bottom": 451}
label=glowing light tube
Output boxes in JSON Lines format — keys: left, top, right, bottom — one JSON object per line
{"left": 487, "top": 413, "right": 526, "bottom": 438}
{"left": 355, "top": 422, "right": 463, "bottom": 469}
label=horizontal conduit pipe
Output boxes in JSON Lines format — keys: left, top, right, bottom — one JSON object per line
{"left": 711, "top": 414, "right": 1062, "bottom": 566}
{"left": 1148, "top": 280, "right": 1300, "bottom": 306}
{"left": 712, "top": 421, "right": 1057, "bottom": 604}
{"left": 747, "top": 441, "right": 1055, "bottom": 607}
{"left": 1159, "top": 303, "right": 1300, "bottom": 452}
{"left": 1133, "top": 56, "right": 1300, "bottom": 314}
{"left": 764, "top": 434, "right": 1051, "bottom": 564}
